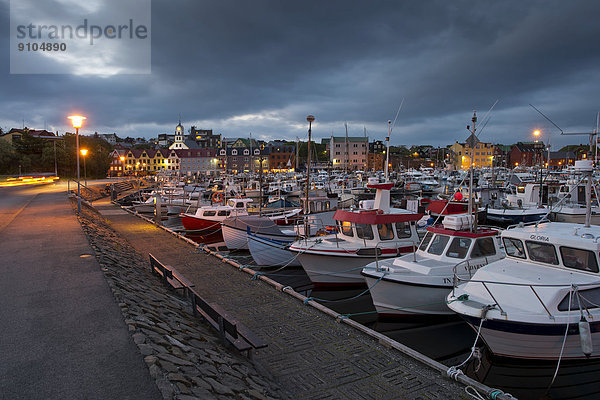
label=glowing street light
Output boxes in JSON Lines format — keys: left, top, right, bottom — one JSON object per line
{"left": 68, "top": 115, "right": 86, "bottom": 213}
{"left": 80, "top": 149, "right": 88, "bottom": 186}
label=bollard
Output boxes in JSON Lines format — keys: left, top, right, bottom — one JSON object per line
{"left": 154, "top": 193, "right": 162, "bottom": 224}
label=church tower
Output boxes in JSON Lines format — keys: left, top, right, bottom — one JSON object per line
{"left": 169, "top": 114, "right": 189, "bottom": 150}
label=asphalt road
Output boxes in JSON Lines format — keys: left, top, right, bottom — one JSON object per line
{"left": 0, "top": 183, "right": 161, "bottom": 400}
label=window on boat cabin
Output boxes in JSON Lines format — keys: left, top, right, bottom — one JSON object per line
{"left": 517, "top": 186, "right": 525, "bottom": 194}
{"left": 503, "top": 237, "right": 526, "bottom": 259}
{"left": 395, "top": 222, "right": 412, "bottom": 238}
{"left": 203, "top": 210, "right": 216, "bottom": 216}
{"left": 217, "top": 210, "right": 230, "bottom": 217}
{"left": 558, "top": 287, "right": 600, "bottom": 311}
{"left": 356, "top": 224, "right": 374, "bottom": 240}
{"left": 446, "top": 237, "right": 472, "bottom": 259}
{"left": 427, "top": 234, "right": 450, "bottom": 255}
{"left": 470, "top": 237, "right": 497, "bottom": 258}
{"left": 340, "top": 221, "right": 353, "bottom": 237}
{"left": 377, "top": 223, "right": 394, "bottom": 241}
{"left": 525, "top": 241, "right": 558, "bottom": 265}
{"left": 559, "top": 246, "right": 599, "bottom": 273}
{"left": 419, "top": 232, "right": 433, "bottom": 251}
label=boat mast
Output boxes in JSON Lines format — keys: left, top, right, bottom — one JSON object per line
{"left": 467, "top": 111, "right": 477, "bottom": 232}
{"left": 305, "top": 115, "right": 315, "bottom": 215}
{"left": 344, "top": 122, "right": 349, "bottom": 175}
{"left": 385, "top": 120, "right": 391, "bottom": 182}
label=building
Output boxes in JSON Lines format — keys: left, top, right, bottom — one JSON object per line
{"left": 123, "top": 148, "right": 176, "bottom": 174}
{"left": 449, "top": 133, "right": 495, "bottom": 170}
{"left": 189, "top": 127, "right": 221, "bottom": 149}
{"left": 328, "top": 136, "right": 368, "bottom": 170}
{"left": 1, "top": 128, "right": 60, "bottom": 144}
{"left": 509, "top": 142, "right": 546, "bottom": 167}
{"left": 108, "top": 149, "right": 127, "bottom": 177}
{"left": 169, "top": 119, "right": 189, "bottom": 150}
{"left": 158, "top": 133, "right": 175, "bottom": 147}
{"left": 367, "top": 153, "right": 385, "bottom": 171}
{"left": 177, "top": 149, "right": 219, "bottom": 177}
{"left": 99, "top": 133, "right": 119, "bottom": 145}
{"left": 369, "top": 140, "right": 385, "bottom": 153}
{"left": 217, "top": 144, "right": 264, "bottom": 174}
{"left": 268, "top": 141, "right": 295, "bottom": 171}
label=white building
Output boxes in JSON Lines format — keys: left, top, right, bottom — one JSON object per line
{"left": 329, "top": 136, "right": 368, "bottom": 170}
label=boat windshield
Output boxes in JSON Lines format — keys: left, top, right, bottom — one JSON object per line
{"left": 560, "top": 246, "right": 599, "bottom": 273}
{"left": 446, "top": 237, "right": 472, "bottom": 259}
{"left": 395, "top": 222, "right": 412, "bottom": 238}
{"left": 340, "top": 221, "right": 353, "bottom": 237}
{"left": 470, "top": 237, "right": 497, "bottom": 258}
{"left": 356, "top": 224, "right": 374, "bottom": 240}
{"left": 503, "top": 237, "right": 526, "bottom": 259}
{"left": 419, "top": 232, "right": 433, "bottom": 251}
{"left": 427, "top": 234, "right": 450, "bottom": 255}
{"left": 525, "top": 241, "right": 558, "bottom": 265}
{"left": 377, "top": 223, "right": 394, "bottom": 241}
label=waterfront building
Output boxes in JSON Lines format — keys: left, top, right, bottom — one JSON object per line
{"left": 450, "top": 133, "right": 494, "bottom": 170}
{"left": 177, "top": 148, "right": 219, "bottom": 177}
{"left": 326, "top": 136, "right": 368, "bottom": 171}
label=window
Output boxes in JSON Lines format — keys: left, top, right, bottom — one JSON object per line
{"left": 377, "top": 223, "right": 394, "bottom": 240}
{"left": 558, "top": 287, "right": 600, "bottom": 311}
{"left": 395, "top": 222, "right": 412, "bottom": 238}
{"left": 356, "top": 224, "right": 374, "bottom": 240}
{"left": 560, "top": 247, "right": 598, "bottom": 272}
{"left": 354, "top": 144, "right": 357, "bottom": 147}
{"left": 503, "top": 237, "right": 526, "bottom": 258}
{"left": 340, "top": 221, "right": 353, "bottom": 237}
{"left": 203, "top": 210, "right": 216, "bottom": 216}
{"left": 232, "top": 149, "right": 238, "bottom": 155}
{"left": 217, "top": 210, "right": 230, "bottom": 216}
{"left": 471, "top": 237, "right": 497, "bottom": 258}
{"left": 446, "top": 237, "right": 472, "bottom": 259}
{"left": 244, "top": 149, "right": 249, "bottom": 155}
{"left": 336, "top": 144, "right": 340, "bottom": 147}
{"left": 427, "top": 235, "right": 450, "bottom": 255}
{"left": 236, "top": 202, "right": 245, "bottom": 208}
{"left": 220, "top": 149, "right": 226, "bottom": 155}
{"left": 419, "top": 232, "right": 433, "bottom": 251}
{"left": 526, "top": 241, "right": 558, "bottom": 265}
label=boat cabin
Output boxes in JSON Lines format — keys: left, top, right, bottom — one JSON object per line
{"left": 417, "top": 215, "right": 500, "bottom": 262}
{"left": 333, "top": 209, "right": 421, "bottom": 245}
{"left": 501, "top": 223, "right": 600, "bottom": 274}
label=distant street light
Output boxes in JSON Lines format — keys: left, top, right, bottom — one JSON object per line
{"left": 68, "top": 115, "right": 86, "bottom": 213}
{"left": 80, "top": 149, "right": 88, "bottom": 185}
{"left": 119, "top": 156, "right": 125, "bottom": 177}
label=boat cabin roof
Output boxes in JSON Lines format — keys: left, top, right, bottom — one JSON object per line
{"left": 334, "top": 209, "right": 423, "bottom": 224}
{"left": 427, "top": 226, "right": 498, "bottom": 238}
{"left": 503, "top": 222, "right": 600, "bottom": 251}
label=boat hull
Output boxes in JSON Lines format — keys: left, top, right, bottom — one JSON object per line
{"left": 485, "top": 208, "right": 547, "bottom": 224}
{"left": 181, "top": 215, "right": 223, "bottom": 238}
{"left": 362, "top": 272, "right": 454, "bottom": 316}
{"left": 248, "top": 235, "right": 300, "bottom": 267}
{"left": 297, "top": 252, "right": 387, "bottom": 287}
{"left": 462, "top": 315, "right": 600, "bottom": 360}
{"left": 221, "top": 224, "right": 249, "bottom": 250}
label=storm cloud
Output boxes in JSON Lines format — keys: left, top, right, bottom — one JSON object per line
{"left": 2, "top": 0, "right": 600, "bottom": 148}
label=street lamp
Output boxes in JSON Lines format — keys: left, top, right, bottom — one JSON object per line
{"left": 119, "top": 156, "right": 125, "bottom": 177}
{"left": 68, "top": 115, "right": 86, "bottom": 213}
{"left": 80, "top": 149, "right": 88, "bottom": 186}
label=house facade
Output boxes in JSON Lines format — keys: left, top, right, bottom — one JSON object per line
{"left": 329, "top": 136, "right": 368, "bottom": 170}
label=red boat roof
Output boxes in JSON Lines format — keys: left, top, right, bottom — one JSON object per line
{"left": 426, "top": 226, "right": 498, "bottom": 238}
{"left": 334, "top": 209, "right": 423, "bottom": 224}
{"left": 366, "top": 183, "right": 394, "bottom": 190}
{"left": 426, "top": 199, "right": 468, "bottom": 215}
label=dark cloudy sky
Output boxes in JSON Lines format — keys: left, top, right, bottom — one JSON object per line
{"left": 2, "top": 0, "right": 600, "bottom": 148}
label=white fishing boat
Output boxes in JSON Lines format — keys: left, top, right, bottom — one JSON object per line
{"left": 247, "top": 231, "right": 301, "bottom": 267}
{"left": 362, "top": 214, "right": 503, "bottom": 317}
{"left": 221, "top": 212, "right": 300, "bottom": 250}
{"left": 448, "top": 160, "right": 600, "bottom": 360}
{"left": 288, "top": 183, "right": 422, "bottom": 287}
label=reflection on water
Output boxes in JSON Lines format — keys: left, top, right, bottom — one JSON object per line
{"left": 166, "top": 215, "right": 599, "bottom": 400}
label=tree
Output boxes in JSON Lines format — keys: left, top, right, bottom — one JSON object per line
{"left": 0, "top": 140, "right": 19, "bottom": 174}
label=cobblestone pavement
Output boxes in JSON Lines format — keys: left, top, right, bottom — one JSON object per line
{"left": 90, "top": 200, "right": 469, "bottom": 400}
{"left": 76, "top": 203, "right": 284, "bottom": 400}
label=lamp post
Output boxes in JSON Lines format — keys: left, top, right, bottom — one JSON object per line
{"left": 259, "top": 144, "right": 265, "bottom": 216}
{"left": 80, "top": 149, "right": 88, "bottom": 186}
{"left": 305, "top": 115, "right": 315, "bottom": 215}
{"left": 68, "top": 115, "right": 86, "bottom": 213}
{"left": 120, "top": 156, "right": 125, "bottom": 178}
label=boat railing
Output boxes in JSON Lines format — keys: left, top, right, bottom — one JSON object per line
{"left": 450, "top": 276, "right": 600, "bottom": 319}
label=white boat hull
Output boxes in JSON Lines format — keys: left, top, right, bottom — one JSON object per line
{"left": 222, "top": 224, "right": 249, "bottom": 250}
{"left": 297, "top": 252, "right": 382, "bottom": 287}
{"left": 462, "top": 316, "right": 600, "bottom": 360}
{"left": 248, "top": 235, "right": 300, "bottom": 267}
{"left": 363, "top": 273, "right": 453, "bottom": 316}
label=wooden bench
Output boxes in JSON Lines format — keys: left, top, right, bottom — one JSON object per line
{"left": 148, "top": 253, "right": 267, "bottom": 357}
{"left": 149, "top": 253, "right": 195, "bottom": 295}
{"left": 189, "top": 291, "right": 267, "bottom": 357}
